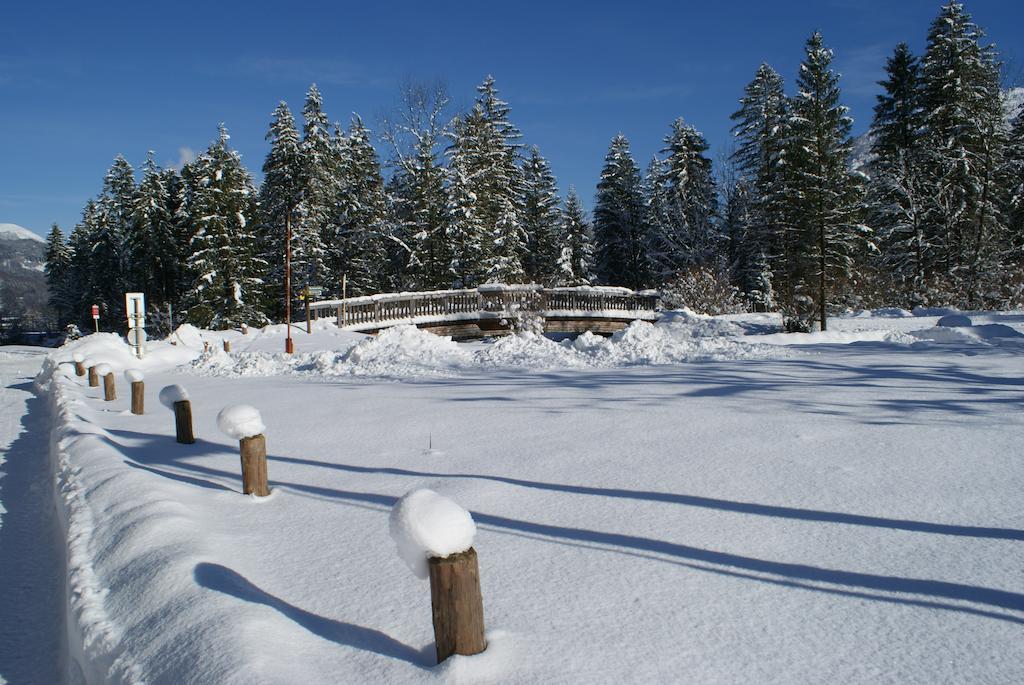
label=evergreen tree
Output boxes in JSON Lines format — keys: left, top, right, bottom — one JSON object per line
{"left": 593, "top": 134, "right": 651, "bottom": 289}
{"left": 133, "top": 153, "right": 184, "bottom": 310}
{"left": 181, "top": 125, "right": 267, "bottom": 328}
{"left": 729, "top": 64, "right": 789, "bottom": 303}
{"left": 295, "top": 84, "right": 333, "bottom": 291}
{"left": 1005, "top": 110, "right": 1024, "bottom": 263}
{"left": 257, "top": 101, "right": 304, "bottom": 317}
{"left": 556, "top": 187, "right": 595, "bottom": 285}
{"left": 521, "top": 146, "right": 563, "bottom": 284}
{"left": 649, "top": 118, "right": 719, "bottom": 278}
{"left": 868, "top": 43, "right": 929, "bottom": 287}
{"left": 784, "top": 32, "right": 869, "bottom": 330}
{"left": 919, "top": 0, "right": 1006, "bottom": 304}
{"left": 66, "top": 200, "right": 102, "bottom": 328}
{"left": 92, "top": 155, "right": 137, "bottom": 325}
{"left": 335, "top": 116, "right": 390, "bottom": 296}
{"left": 722, "top": 180, "right": 774, "bottom": 310}
{"left": 43, "top": 224, "right": 73, "bottom": 326}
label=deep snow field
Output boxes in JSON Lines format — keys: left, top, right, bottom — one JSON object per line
{"left": 3, "top": 308, "right": 1024, "bottom": 684}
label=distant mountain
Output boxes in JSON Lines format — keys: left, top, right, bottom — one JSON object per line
{"left": 0, "top": 223, "right": 50, "bottom": 331}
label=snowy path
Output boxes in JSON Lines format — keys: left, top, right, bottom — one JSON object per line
{"left": 0, "top": 347, "right": 67, "bottom": 685}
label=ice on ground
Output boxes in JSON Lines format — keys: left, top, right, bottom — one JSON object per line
{"left": 216, "top": 405, "right": 265, "bottom": 440}
{"left": 389, "top": 489, "right": 477, "bottom": 579}
{"left": 158, "top": 384, "right": 189, "bottom": 408}
{"left": 124, "top": 369, "right": 144, "bottom": 383}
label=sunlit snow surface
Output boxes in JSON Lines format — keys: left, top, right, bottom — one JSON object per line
{"left": 20, "top": 309, "right": 1024, "bottom": 683}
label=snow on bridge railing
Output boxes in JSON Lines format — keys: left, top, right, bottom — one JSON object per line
{"left": 308, "top": 284, "right": 661, "bottom": 329}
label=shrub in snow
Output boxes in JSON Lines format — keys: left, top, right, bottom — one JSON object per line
{"left": 661, "top": 266, "right": 747, "bottom": 316}
{"left": 158, "top": 385, "right": 189, "bottom": 408}
{"left": 124, "top": 369, "right": 144, "bottom": 383}
{"left": 389, "top": 489, "right": 476, "bottom": 579}
{"left": 216, "top": 405, "right": 265, "bottom": 440}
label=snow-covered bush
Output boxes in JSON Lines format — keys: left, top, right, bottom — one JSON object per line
{"left": 661, "top": 266, "right": 747, "bottom": 316}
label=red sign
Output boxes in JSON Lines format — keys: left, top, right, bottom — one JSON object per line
{"left": 91, "top": 304, "right": 99, "bottom": 319}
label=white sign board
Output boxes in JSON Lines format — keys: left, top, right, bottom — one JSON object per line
{"left": 125, "top": 292, "right": 146, "bottom": 358}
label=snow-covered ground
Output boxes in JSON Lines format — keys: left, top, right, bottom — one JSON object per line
{"left": 12, "top": 309, "right": 1024, "bottom": 683}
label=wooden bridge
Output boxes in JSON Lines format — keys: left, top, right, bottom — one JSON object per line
{"left": 309, "top": 284, "right": 661, "bottom": 339}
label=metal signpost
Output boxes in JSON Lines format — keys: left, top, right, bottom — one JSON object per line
{"left": 125, "top": 292, "right": 146, "bottom": 359}
{"left": 91, "top": 304, "right": 100, "bottom": 333}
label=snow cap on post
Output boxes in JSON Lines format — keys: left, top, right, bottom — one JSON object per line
{"left": 124, "top": 369, "right": 144, "bottom": 383}
{"left": 158, "top": 384, "right": 189, "bottom": 408}
{"left": 217, "top": 405, "right": 266, "bottom": 440}
{"left": 389, "top": 489, "right": 477, "bottom": 579}
{"left": 94, "top": 363, "right": 112, "bottom": 376}
{"left": 72, "top": 352, "right": 84, "bottom": 363}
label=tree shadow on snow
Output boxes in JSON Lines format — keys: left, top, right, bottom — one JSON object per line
{"left": 193, "top": 562, "right": 430, "bottom": 667}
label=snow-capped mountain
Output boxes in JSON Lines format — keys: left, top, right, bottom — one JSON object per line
{"left": 0, "top": 223, "right": 49, "bottom": 325}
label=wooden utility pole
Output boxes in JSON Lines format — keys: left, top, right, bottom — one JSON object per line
{"left": 285, "top": 211, "right": 294, "bottom": 354}
{"left": 428, "top": 548, "right": 487, "bottom": 663}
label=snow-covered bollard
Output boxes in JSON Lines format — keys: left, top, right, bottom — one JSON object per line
{"left": 222, "top": 339, "right": 231, "bottom": 353}
{"left": 159, "top": 385, "right": 195, "bottom": 444}
{"left": 241, "top": 323, "right": 248, "bottom": 335}
{"left": 389, "top": 489, "right": 486, "bottom": 663}
{"left": 96, "top": 363, "right": 116, "bottom": 401}
{"left": 217, "top": 405, "right": 269, "bottom": 497}
{"left": 72, "top": 352, "right": 86, "bottom": 377}
{"left": 125, "top": 369, "right": 144, "bottom": 415}
{"left": 203, "top": 341, "right": 210, "bottom": 353}
{"left": 86, "top": 359, "right": 99, "bottom": 387}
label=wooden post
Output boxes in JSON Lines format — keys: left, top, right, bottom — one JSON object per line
{"left": 203, "top": 341, "right": 209, "bottom": 353}
{"left": 131, "top": 381, "right": 144, "bottom": 415}
{"left": 429, "top": 548, "right": 486, "bottom": 663}
{"left": 239, "top": 434, "right": 269, "bottom": 496}
{"left": 173, "top": 400, "right": 195, "bottom": 444}
{"left": 223, "top": 339, "right": 231, "bottom": 353}
{"left": 88, "top": 366, "right": 99, "bottom": 387}
{"left": 103, "top": 373, "right": 116, "bottom": 401}
{"left": 241, "top": 323, "right": 248, "bottom": 335}
{"left": 74, "top": 360, "right": 86, "bottom": 376}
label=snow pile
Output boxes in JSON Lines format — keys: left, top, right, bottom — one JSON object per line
{"left": 158, "top": 384, "right": 189, "bottom": 408}
{"left": 579, "top": 318, "right": 778, "bottom": 366}
{"left": 336, "top": 325, "right": 470, "bottom": 377}
{"left": 124, "top": 369, "right": 144, "bottom": 383}
{"left": 216, "top": 404, "right": 265, "bottom": 439}
{"left": 170, "top": 323, "right": 207, "bottom": 349}
{"left": 389, "top": 489, "right": 477, "bottom": 579}
{"left": 910, "top": 323, "right": 1024, "bottom": 345}
{"left": 478, "top": 332, "right": 590, "bottom": 369}
{"left": 94, "top": 363, "right": 112, "bottom": 377}
{"left": 757, "top": 328, "right": 916, "bottom": 346}
{"left": 937, "top": 314, "right": 973, "bottom": 327}
{"left": 189, "top": 348, "right": 306, "bottom": 377}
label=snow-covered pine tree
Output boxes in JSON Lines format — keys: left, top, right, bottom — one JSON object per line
{"left": 445, "top": 77, "right": 527, "bottom": 286}
{"left": 722, "top": 180, "right": 774, "bottom": 310}
{"left": 257, "top": 101, "right": 303, "bottom": 317}
{"left": 295, "top": 85, "right": 333, "bottom": 292}
{"left": 92, "top": 155, "right": 137, "bottom": 325}
{"left": 868, "top": 43, "right": 930, "bottom": 290}
{"left": 521, "top": 146, "right": 563, "bottom": 284}
{"left": 180, "top": 125, "right": 267, "bottom": 328}
{"left": 784, "top": 32, "right": 869, "bottom": 331}
{"left": 593, "top": 134, "right": 651, "bottom": 290}
{"left": 649, "top": 118, "right": 719, "bottom": 279}
{"left": 133, "top": 153, "right": 184, "bottom": 313}
{"left": 556, "top": 187, "right": 595, "bottom": 286}
{"left": 729, "top": 64, "right": 789, "bottom": 306}
{"left": 1005, "top": 110, "right": 1024, "bottom": 265}
{"left": 335, "top": 115, "right": 390, "bottom": 296}
{"left": 65, "top": 200, "right": 102, "bottom": 327}
{"left": 919, "top": 0, "right": 1006, "bottom": 305}
{"left": 43, "top": 224, "right": 73, "bottom": 326}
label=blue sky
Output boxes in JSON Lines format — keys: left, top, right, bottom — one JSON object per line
{"left": 2, "top": 0, "right": 1022, "bottom": 238}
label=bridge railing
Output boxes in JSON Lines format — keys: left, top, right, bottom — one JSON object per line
{"left": 309, "top": 284, "right": 660, "bottom": 329}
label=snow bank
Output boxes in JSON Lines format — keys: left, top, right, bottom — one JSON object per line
{"left": 910, "top": 323, "right": 1024, "bottom": 344}
{"left": 937, "top": 314, "right": 973, "bottom": 327}
{"left": 216, "top": 405, "right": 265, "bottom": 440}
{"left": 389, "top": 489, "right": 477, "bottom": 579}
{"left": 124, "top": 369, "right": 144, "bottom": 383}
{"left": 158, "top": 384, "right": 189, "bottom": 408}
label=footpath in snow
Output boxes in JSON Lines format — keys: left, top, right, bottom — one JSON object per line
{"left": 25, "top": 309, "right": 1024, "bottom": 683}
{"left": 0, "top": 347, "right": 67, "bottom": 684}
